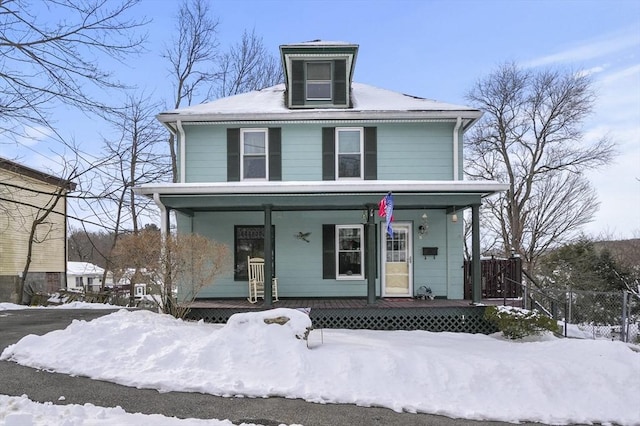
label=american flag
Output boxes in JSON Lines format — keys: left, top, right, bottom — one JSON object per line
{"left": 378, "top": 192, "right": 394, "bottom": 237}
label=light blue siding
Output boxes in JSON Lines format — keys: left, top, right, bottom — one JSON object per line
{"left": 181, "top": 121, "right": 458, "bottom": 182}
{"left": 377, "top": 122, "right": 454, "bottom": 180}
{"left": 281, "top": 124, "right": 322, "bottom": 180}
{"left": 178, "top": 208, "right": 462, "bottom": 299}
{"left": 411, "top": 211, "right": 448, "bottom": 297}
{"left": 183, "top": 125, "right": 227, "bottom": 182}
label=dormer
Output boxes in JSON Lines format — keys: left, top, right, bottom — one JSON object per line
{"left": 280, "top": 40, "right": 358, "bottom": 109}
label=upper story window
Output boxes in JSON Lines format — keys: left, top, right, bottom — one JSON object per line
{"left": 306, "top": 62, "right": 332, "bottom": 100}
{"left": 336, "top": 128, "right": 363, "bottom": 179}
{"left": 241, "top": 129, "right": 268, "bottom": 180}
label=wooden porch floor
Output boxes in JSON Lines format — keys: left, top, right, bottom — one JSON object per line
{"left": 188, "top": 297, "right": 522, "bottom": 310}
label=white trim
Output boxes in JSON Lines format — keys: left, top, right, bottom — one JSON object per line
{"left": 159, "top": 111, "right": 482, "bottom": 124}
{"left": 335, "top": 127, "right": 364, "bottom": 180}
{"left": 240, "top": 128, "right": 269, "bottom": 181}
{"left": 135, "top": 180, "right": 509, "bottom": 196}
{"left": 336, "top": 224, "right": 365, "bottom": 280}
{"left": 177, "top": 120, "right": 186, "bottom": 183}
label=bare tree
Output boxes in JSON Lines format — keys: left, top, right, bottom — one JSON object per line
{"left": 111, "top": 229, "right": 230, "bottom": 318}
{"left": 92, "top": 93, "right": 169, "bottom": 298}
{"left": 465, "top": 63, "right": 615, "bottom": 273}
{"left": 163, "top": 0, "right": 220, "bottom": 181}
{"left": 215, "top": 29, "right": 284, "bottom": 98}
{"left": 0, "top": 0, "right": 147, "bottom": 139}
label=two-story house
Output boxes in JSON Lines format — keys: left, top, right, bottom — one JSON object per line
{"left": 0, "top": 157, "right": 76, "bottom": 303}
{"left": 135, "top": 41, "right": 507, "bottom": 325}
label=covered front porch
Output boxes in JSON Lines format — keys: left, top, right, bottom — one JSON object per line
{"left": 135, "top": 180, "right": 508, "bottom": 309}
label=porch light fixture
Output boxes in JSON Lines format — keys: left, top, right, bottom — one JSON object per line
{"left": 450, "top": 206, "right": 458, "bottom": 223}
{"left": 418, "top": 213, "right": 428, "bottom": 239}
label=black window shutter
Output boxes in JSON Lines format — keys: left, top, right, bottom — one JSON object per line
{"left": 322, "top": 127, "right": 335, "bottom": 180}
{"left": 333, "top": 59, "right": 347, "bottom": 105}
{"left": 322, "top": 224, "right": 336, "bottom": 279}
{"left": 227, "top": 128, "right": 240, "bottom": 181}
{"left": 291, "top": 60, "right": 305, "bottom": 106}
{"left": 364, "top": 127, "right": 377, "bottom": 180}
{"left": 268, "top": 128, "right": 281, "bottom": 181}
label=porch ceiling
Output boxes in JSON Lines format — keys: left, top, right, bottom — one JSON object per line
{"left": 134, "top": 180, "right": 508, "bottom": 213}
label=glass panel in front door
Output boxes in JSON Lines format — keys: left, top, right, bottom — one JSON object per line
{"left": 384, "top": 225, "right": 410, "bottom": 296}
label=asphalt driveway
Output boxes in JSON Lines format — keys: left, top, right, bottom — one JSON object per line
{"left": 0, "top": 308, "right": 556, "bottom": 426}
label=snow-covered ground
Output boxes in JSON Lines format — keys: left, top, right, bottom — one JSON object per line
{"left": 1, "top": 305, "right": 639, "bottom": 426}
{"left": 0, "top": 302, "right": 121, "bottom": 311}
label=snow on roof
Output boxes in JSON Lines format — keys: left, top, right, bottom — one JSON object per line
{"left": 281, "top": 40, "right": 357, "bottom": 47}
{"left": 67, "top": 261, "right": 104, "bottom": 276}
{"left": 157, "top": 83, "right": 480, "bottom": 122}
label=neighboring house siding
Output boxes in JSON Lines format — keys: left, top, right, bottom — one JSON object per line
{"left": 181, "top": 122, "right": 458, "bottom": 183}
{"left": 0, "top": 170, "right": 67, "bottom": 275}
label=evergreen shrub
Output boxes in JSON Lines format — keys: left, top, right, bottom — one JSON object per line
{"left": 485, "top": 306, "right": 559, "bottom": 339}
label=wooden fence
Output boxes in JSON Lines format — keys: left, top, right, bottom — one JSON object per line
{"left": 463, "top": 257, "right": 522, "bottom": 299}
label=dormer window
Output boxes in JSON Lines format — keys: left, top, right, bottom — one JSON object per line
{"left": 306, "top": 62, "right": 332, "bottom": 100}
{"left": 281, "top": 41, "right": 358, "bottom": 109}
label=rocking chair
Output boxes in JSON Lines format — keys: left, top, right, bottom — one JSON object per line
{"left": 247, "top": 256, "right": 279, "bottom": 303}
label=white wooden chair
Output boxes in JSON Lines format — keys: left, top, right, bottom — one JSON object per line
{"left": 247, "top": 256, "right": 279, "bottom": 303}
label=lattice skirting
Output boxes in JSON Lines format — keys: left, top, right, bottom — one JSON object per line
{"left": 187, "top": 306, "right": 498, "bottom": 334}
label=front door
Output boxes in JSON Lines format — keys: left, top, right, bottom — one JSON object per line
{"left": 382, "top": 222, "right": 413, "bottom": 297}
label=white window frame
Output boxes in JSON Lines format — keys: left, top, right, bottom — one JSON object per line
{"left": 335, "top": 224, "right": 365, "bottom": 280}
{"left": 335, "top": 127, "right": 364, "bottom": 180}
{"left": 306, "top": 61, "right": 332, "bottom": 101}
{"left": 240, "top": 128, "right": 269, "bottom": 181}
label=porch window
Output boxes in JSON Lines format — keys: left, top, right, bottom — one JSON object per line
{"left": 306, "top": 62, "right": 332, "bottom": 100}
{"left": 241, "top": 129, "right": 268, "bottom": 180}
{"left": 336, "top": 225, "right": 364, "bottom": 279}
{"left": 336, "top": 128, "right": 363, "bottom": 179}
{"left": 75, "top": 277, "right": 83, "bottom": 287}
{"left": 234, "top": 225, "right": 275, "bottom": 281}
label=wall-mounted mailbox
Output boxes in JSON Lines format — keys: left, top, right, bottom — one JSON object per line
{"left": 422, "top": 247, "right": 438, "bottom": 259}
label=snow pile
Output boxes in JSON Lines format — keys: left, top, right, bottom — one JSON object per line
{"left": 1, "top": 308, "right": 639, "bottom": 425}
{"left": 0, "top": 394, "right": 256, "bottom": 426}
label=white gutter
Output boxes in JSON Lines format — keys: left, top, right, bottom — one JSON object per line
{"left": 453, "top": 117, "right": 461, "bottom": 181}
{"left": 177, "top": 120, "right": 186, "bottom": 183}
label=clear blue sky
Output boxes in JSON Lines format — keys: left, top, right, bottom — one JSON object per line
{"left": 6, "top": 0, "right": 640, "bottom": 238}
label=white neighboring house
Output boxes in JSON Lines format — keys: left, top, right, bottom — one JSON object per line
{"left": 116, "top": 268, "right": 149, "bottom": 299}
{"left": 66, "top": 262, "right": 112, "bottom": 293}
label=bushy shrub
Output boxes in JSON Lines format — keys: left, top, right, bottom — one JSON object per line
{"left": 485, "top": 306, "right": 559, "bottom": 339}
